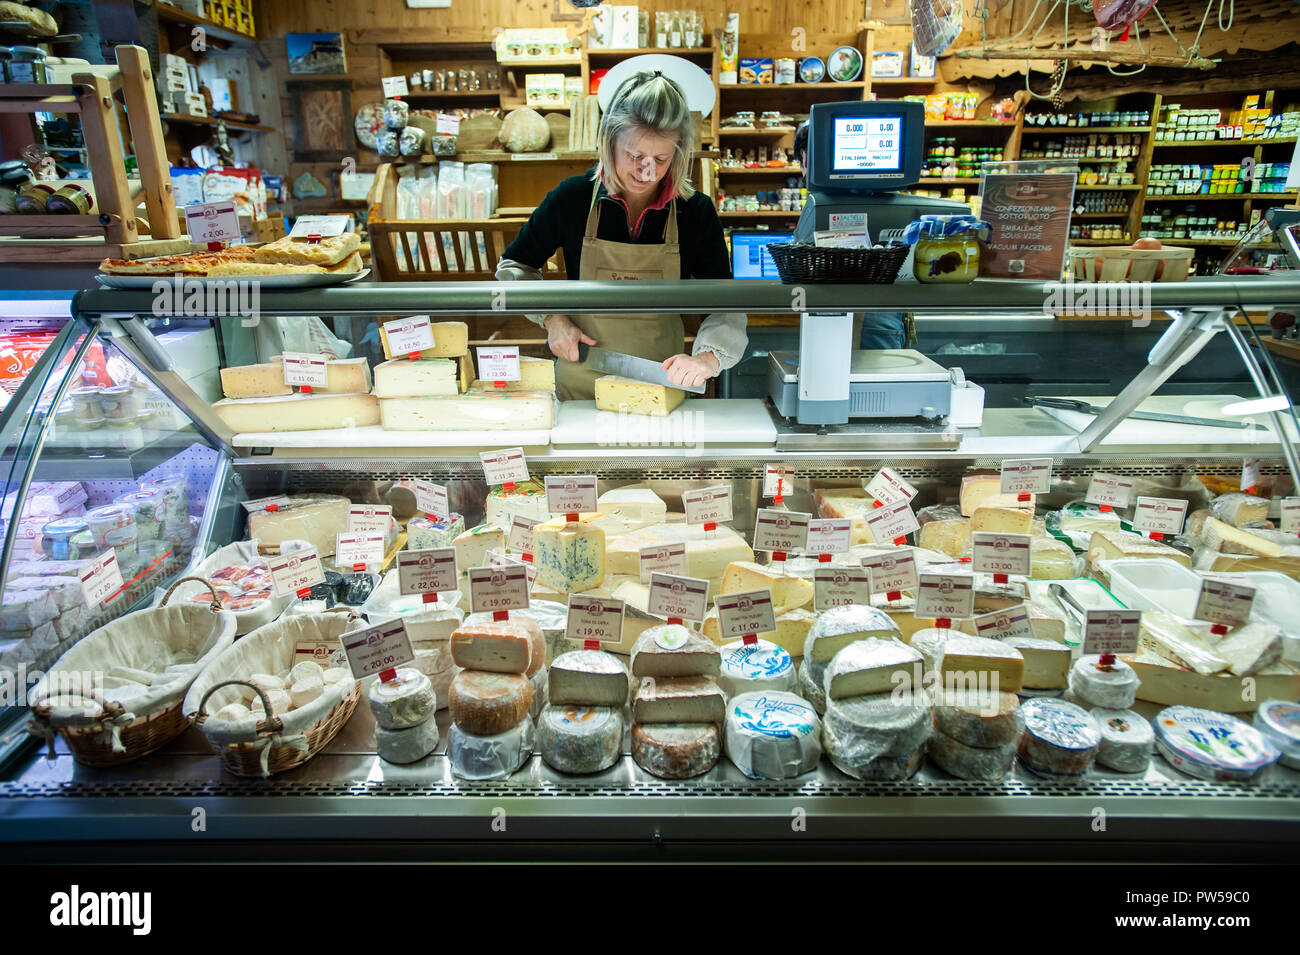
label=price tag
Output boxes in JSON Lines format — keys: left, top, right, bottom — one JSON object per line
{"left": 508, "top": 515, "right": 540, "bottom": 553}
{"left": 396, "top": 547, "right": 458, "bottom": 596}
{"left": 480, "top": 447, "right": 530, "bottom": 487}
{"left": 411, "top": 480, "right": 449, "bottom": 519}
{"left": 383, "top": 316, "right": 436, "bottom": 357}
{"left": 646, "top": 572, "right": 709, "bottom": 623}
{"left": 715, "top": 589, "right": 777, "bottom": 641}
{"left": 468, "top": 564, "right": 530, "bottom": 614}
{"left": 864, "top": 499, "right": 920, "bottom": 544}
{"left": 436, "top": 112, "right": 461, "bottom": 135}
{"left": 281, "top": 352, "right": 328, "bottom": 388}
{"left": 1194, "top": 579, "right": 1256, "bottom": 627}
{"left": 335, "top": 533, "right": 385, "bottom": 568}
{"left": 1242, "top": 457, "right": 1261, "bottom": 492}
{"left": 972, "top": 606, "right": 1036, "bottom": 642}
{"left": 1085, "top": 472, "right": 1135, "bottom": 509}
{"left": 916, "top": 573, "right": 975, "bottom": 621}
{"left": 287, "top": 215, "right": 351, "bottom": 238}
{"left": 79, "top": 550, "right": 123, "bottom": 608}
{"left": 861, "top": 549, "right": 919, "bottom": 597}
{"left": 753, "top": 508, "right": 811, "bottom": 553}
{"left": 544, "top": 475, "right": 598, "bottom": 516}
{"left": 970, "top": 532, "right": 1032, "bottom": 577}
{"left": 476, "top": 346, "right": 522, "bottom": 382}
{"left": 762, "top": 464, "right": 796, "bottom": 498}
{"left": 638, "top": 542, "right": 688, "bottom": 583}
{"left": 1132, "top": 496, "right": 1188, "bottom": 536}
{"left": 267, "top": 547, "right": 326, "bottom": 598}
{"left": 489, "top": 551, "right": 538, "bottom": 590}
{"left": 382, "top": 74, "right": 410, "bottom": 97}
{"left": 865, "top": 467, "right": 917, "bottom": 506}
{"left": 340, "top": 619, "right": 415, "bottom": 680}
{"left": 347, "top": 504, "right": 393, "bottom": 537}
{"left": 806, "top": 518, "right": 852, "bottom": 556}
{"left": 814, "top": 566, "right": 871, "bottom": 610}
{"left": 184, "top": 200, "right": 241, "bottom": 246}
{"left": 1282, "top": 497, "right": 1300, "bottom": 535}
{"left": 1083, "top": 609, "right": 1141, "bottom": 656}
{"left": 565, "top": 594, "right": 624, "bottom": 648}
{"left": 1000, "top": 457, "right": 1053, "bottom": 495}
{"left": 682, "top": 485, "right": 733, "bottom": 525}
{"left": 240, "top": 495, "right": 292, "bottom": 514}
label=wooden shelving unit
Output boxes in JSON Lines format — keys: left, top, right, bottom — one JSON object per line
{"left": 154, "top": 2, "right": 255, "bottom": 45}
{"left": 161, "top": 112, "right": 274, "bottom": 133}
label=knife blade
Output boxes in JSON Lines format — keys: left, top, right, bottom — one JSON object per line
{"left": 576, "top": 344, "right": 707, "bottom": 395}
{"left": 1024, "top": 396, "right": 1266, "bottom": 431}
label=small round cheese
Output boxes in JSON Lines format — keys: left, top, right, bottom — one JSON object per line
{"left": 1091, "top": 707, "right": 1154, "bottom": 773}
{"left": 289, "top": 661, "right": 324, "bottom": 685}
{"left": 376, "top": 717, "right": 440, "bottom": 764}
{"left": 367, "top": 667, "right": 436, "bottom": 730}
{"left": 249, "top": 673, "right": 284, "bottom": 694}
{"left": 322, "top": 667, "right": 349, "bottom": 686}
{"left": 248, "top": 688, "right": 292, "bottom": 718}
{"left": 724, "top": 691, "right": 822, "bottom": 780}
{"left": 448, "top": 717, "right": 534, "bottom": 780}
{"left": 824, "top": 735, "right": 924, "bottom": 781}
{"left": 796, "top": 661, "right": 826, "bottom": 715}
{"left": 1069, "top": 655, "right": 1140, "bottom": 709}
{"left": 1154, "top": 705, "right": 1280, "bottom": 781}
{"left": 1018, "top": 698, "right": 1102, "bottom": 777}
{"left": 932, "top": 688, "right": 1023, "bottom": 748}
{"left": 448, "top": 670, "right": 531, "bottom": 735}
{"left": 822, "top": 691, "right": 931, "bottom": 767}
{"left": 718, "top": 639, "right": 795, "bottom": 698}
{"left": 213, "top": 702, "right": 252, "bottom": 723}
{"left": 631, "top": 722, "right": 719, "bottom": 779}
{"left": 929, "top": 731, "right": 1017, "bottom": 780}
{"left": 289, "top": 676, "right": 324, "bottom": 710}
{"left": 537, "top": 704, "right": 623, "bottom": 774}
{"left": 1255, "top": 699, "right": 1300, "bottom": 770}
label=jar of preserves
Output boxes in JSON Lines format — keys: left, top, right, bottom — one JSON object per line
{"left": 904, "top": 214, "right": 992, "bottom": 284}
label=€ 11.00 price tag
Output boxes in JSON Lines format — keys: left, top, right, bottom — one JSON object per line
{"left": 336, "top": 534, "right": 385, "bottom": 569}
{"left": 814, "top": 566, "right": 871, "bottom": 610}
{"left": 476, "top": 346, "right": 521, "bottom": 382}
{"left": 865, "top": 467, "right": 917, "bottom": 506}
{"left": 1083, "top": 610, "right": 1141, "bottom": 656}
{"left": 646, "top": 572, "right": 709, "bottom": 623}
{"left": 468, "top": 564, "right": 530, "bottom": 614}
{"left": 544, "top": 475, "right": 598, "bottom": 516}
{"left": 972, "top": 606, "right": 1035, "bottom": 642}
{"left": 682, "top": 485, "right": 733, "bottom": 525}
{"left": 1085, "top": 472, "right": 1135, "bottom": 509}
{"left": 411, "top": 480, "right": 449, "bottom": 519}
{"left": 860, "top": 549, "right": 919, "bottom": 597}
{"left": 753, "top": 508, "right": 811, "bottom": 553}
{"left": 79, "top": 550, "right": 124, "bottom": 609}
{"left": 763, "top": 464, "right": 795, "bottom": 498}
{"left": 864, "top": 499, "right": 920, "bottom": 545}
{"left": 280, "top": 352, "right": 329, "bottom": 389}
{"left": 639, "top": 542, "right": 688, "bottom": 583}
{"left": 1132, "top": 496, "right": 1188, "bottom": 536}
{"left": 340, "top": 619, "right": 414, "bottom": 680}
{"left": 565, "top": 595, "right": 624, "bottom": 648}
{"left": 347, "top": 504, "right": 392, "bottom": 537}
{"left": 915, "top": 573, "right": 975, "bottom": 622}
{"left": 806, "top": 518, "right": 851, "bottom": 556}
{"left": 715, "top": 589, "right": 777, "bottom": 641}
{"left": 1000, "top": 458, "right": 1053, "bottom": 495}
{"left": 383, "top": 316, "right": 436, "bottom": 357}
{"left": 508, "top": 515, "right": 540, "bottom": 554}
{"left": 267, "top": 547, "right": 326, "bottom": 598}
{"left": 480, "top": 447, "right": 530, "bottom": 487}
{"left": 970, "top": 532, "right": 1032, "bottom": 577}
{"left": 1194, "top": 579, "right": 1256, "bottom": 628}
{"left": 396, "top": 547, "right": 458, "bottom": 596}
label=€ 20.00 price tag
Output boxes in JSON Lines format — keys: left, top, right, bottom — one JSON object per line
{"left": 915, "top": 573, "right": 975, "bottom": 621}
{"left": 715, "top": 589, "right": 777, "bottom": 641}
{"left": 682, "top": 485, "right": 732, "bottom": 525}
{"left": 971, "top": 532, "right": 1032, "bottom": 577}
{"left": 480, "top": 447, "right": 530, "bottom": 487}
{"left": 814, "top": 566, "right": 871, "bottom": 610}
{"left": 565, "top": 595, "right": 624, "bottom": 648}
{"left": 1083, "top": 610, "right": 1141, "bottom": 656}
{"left": 1194, "top": 579, "right": 1256, "bottom": 628}
{"left": 646, "top": 572, "right": 709, "bottom": 623}
{"left": 267, "top": 547, "right": 326, "bottom": 598}
{"left": 396, "top": 547, "right": 458, "bottom": 596}
{"left": 1085, "top": 472, "right": 1135, "bottom": 509}
{"left": 476, "top": 346, "right": 521, "bottom": 382}
{"left": 861, "top": 549, "right": 919, "bottom": 597}
{"left": 1000, "top": 458, "right": 1053, "bottom": 495}
{"left": 347, "top": 504, "right": 392, "bottom": 537}
{"left": 79, "top": 550, "right": 123, "bottom": 609}
{"left": 280, "top": 352, "right": 328, "bottom": 388}
{"left": 972, "top": 606, "right": 1035, "bottom": 642}
{"left": 383, "top": 316, "right": 435, "bottom": 357}
{"left": 1132, "top": 496, "right": 1188, "bottom": 536}
{"left": 639, "top": 542, "right": 688, "bottom": 583}
{"left": 544, "top": 475, "right": 598, "bottom": 516}
{"left": 753, "top": 508, "right": 811, "bottom": 553}
{"left": 865, "top": 467, "right": 917, "bottom": 506}
{"left": 411, "top": 480, "right": 449, "bottom": 519}
{"left": 468, "top": 564, "right": 530, "bottom": 614}
{"left": 340, "top": 619, "right": 414, "bottom": 680}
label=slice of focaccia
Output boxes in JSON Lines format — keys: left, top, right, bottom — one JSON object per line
{"left": 250, "top": 232, "right": 360, "bottom": 267}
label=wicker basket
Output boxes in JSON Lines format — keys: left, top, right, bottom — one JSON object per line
{"left": 766, "top": 242, "right": 909, "bottom": 284}
{"left": 183, "top": 613, "right": 361, "bottom": 777}
{"left": 28, "top": 577, "right": 236, "bottom": 767}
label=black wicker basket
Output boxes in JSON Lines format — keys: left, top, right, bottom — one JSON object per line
{"left": 765, "top": 242, "right": 909, "bottom": 284}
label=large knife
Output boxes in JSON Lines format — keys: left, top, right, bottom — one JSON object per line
{"left": 576, "top": 343, "right": 707, "bottom": 395}
{"left": 1023, "top": 396, "right": 1267, "bottom": 430}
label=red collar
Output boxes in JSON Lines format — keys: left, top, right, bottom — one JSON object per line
{"left": 600, "top": 172, "right": 676, "bottom": 238}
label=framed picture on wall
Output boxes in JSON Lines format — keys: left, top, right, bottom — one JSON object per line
{"left": 910, "top": 43, "right": 937, "bottom": 78}
{"left": 288, "top": 79, "right": 353, "bottom": 162}
{"left": 287, "top": 33, "right": 347, "bottom": 75}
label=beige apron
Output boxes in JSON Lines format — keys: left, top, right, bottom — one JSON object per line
{"left": 555, "top": 180, "right": 685, "bottom": 400}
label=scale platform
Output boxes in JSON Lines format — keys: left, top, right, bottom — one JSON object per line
{"left": 768, "top": 349, "right": 955, "bottom": 421}
{"left": 766, "top": 402, "right": 963, "bottom": 450}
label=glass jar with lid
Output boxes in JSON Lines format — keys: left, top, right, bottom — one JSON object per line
{"left": 7, "top": 46, "right": 47, "bottom": 84}
{"left": 904, "top": 214, "right": 993, "bottom": 284}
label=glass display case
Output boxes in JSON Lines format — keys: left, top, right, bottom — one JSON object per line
{"left": 1, "top": 276, "right": 1298, "bottom": 863}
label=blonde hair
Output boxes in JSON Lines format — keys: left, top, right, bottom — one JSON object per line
{"left": 595, "top": 70, "right": 696, "bottom": 199}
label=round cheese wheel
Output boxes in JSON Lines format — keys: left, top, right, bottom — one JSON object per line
{"left": 824, "top": 735, "right": 924, "bottom": 781}
{"left": 1154, "top": 705, "right": 1280, "bottom": 781}
{"left": 449, "top": 717, "right": 534, "bottom": 780}
{"left": 411, "top": 644, "right": 452, "bottom": 679}
{"left": 718, "top": 639, "right": 796, "bottom": 698}
{"left": 796, "top": 660, "right": 826, "bottom": 715}
{"left": 929, "top": 731, "right": 1017, "bottom": 780}
{"left": 537, "top": 704, "right": 623, "bottom": 774}
{"left": 213, "top": 702, "right": 251, "bottom": 723}
{"left": 288, "top": 676, "right": 324, "bottom": 710}
{"left": 821, "top": 691, "right": 930, "bottom": 777}
{"left": 323, "top": 667, "right": 349, "bottom": 686}
{"left": 804, "top": 604, "right": 901, "bottom": 663}
{"left": 1091, "top": 707, "right": 1154, "bottom": 773}
{"left": 528, "top": 665, "right": 548, "bottom": 722}
{"left": 1254, "top": 699, "right": 1300, "bottom": 770}
{"left": 376, "top": 716, "right": 440, "bottom": 764}
{"left": 1017, "top": 698, "right": 1102, "bottom": 777}
{"left": 289, "top": 661, "right": 324, "bottom": 685}
{"left": 249, "top": 672, "right": 284, "bottom": 694}
{"left": 909, "top": 627, "right": 950, "bottom": 673}
{"left": 632, "top": 722, "right": 720, "bottom": 779}
{"left": 247, "top": 688, "right": 291, "bottom": 718}
{"left": 724, "top": 690, "right": 821, "bottom": 780}
{"left": 511, "top": 613, "right": 546, "bottom": 677}
{"left": 499, "top": 107, "right": 551, "bottom": 152}
{"left": 1069, "top": 655, "right": 1140, "bottom": 709}
{"left": 932, "top": 688, "right": 1022, "bottom": 748}
{"left": 448, "top": 670, "right": 531, "bottom": 735}
{"left": 367, "top": 667, "right": 436, "bottom": 730}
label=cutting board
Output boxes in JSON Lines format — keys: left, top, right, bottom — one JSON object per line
{"left": 552, "top": 399, "right": 777, "bottom": 447}
{"left": 232, "top": 426, "right": 551, "bottom": 448}
{"left": 1037, "top": 394, "right": 1298, "bottom": 446}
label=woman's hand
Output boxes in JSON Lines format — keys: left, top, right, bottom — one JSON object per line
{"left": 663, "top": 352, "right": 719, "bottom": 389}
{"left": 544, "top": 314, "right": 596, "bottom": 362}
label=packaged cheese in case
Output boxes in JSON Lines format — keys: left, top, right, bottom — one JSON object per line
{"left": 537, "top": 704, "right": 623, "bottom": 774}
{"left": 220, "top": 363, "right": 292, "bottom": 399}
{"left": 378, "top": 390, "right": 553, "bottom": 431}
{"left": 247, "top": 494, "right": 351, "bottom": 558}
{"left": 269, "top": 355, "right": 372, "bottom": 394}
{"left": 449, "top": 717, "right": 535, "bottom": 780}
{"left": 821, "top": 691, "right": 930, "bottom": 779}
{"left": 724, "top": 690, "right": 821, "bottom": 779}
{"left": 631, "top": 722, "right": 720, "bottom": 779}
{"left": 486, "top": 479, "right": 550, "bottom": 527}
{"left": 718, "top": 639, "right": 796, "bottom": 698}
{"left": 1017, "top": 698, "right": 1101, "bottom": 777}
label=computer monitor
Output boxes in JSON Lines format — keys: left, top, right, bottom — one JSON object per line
{"left": 806, "top": 100, "right": 924, "bottom": 193}
{"left": 731, "top": 231, "right": 792, "bottom": 279}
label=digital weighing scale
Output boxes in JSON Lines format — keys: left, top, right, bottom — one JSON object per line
{"left": 768, "top": 349, "right": 955, "bottom": 420}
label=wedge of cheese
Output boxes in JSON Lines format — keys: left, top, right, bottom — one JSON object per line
{"left": 1202, "top": 517, "right": 1285, "bottom": 558}
{"left": 212, "top": 393, "right": 380, "bottom": 433}
{"left": 374, "top": 357, "right": 458, "bottom": 397}
{"left": 1088, "top": 529, "right": 1192, "bottom": 567}
{"left": 1209, "top": 492, "right": 1269, "bottom": 527}
{"left": 702, "top": 606, "right": 817, "bottom": 659}
{"left": 247, "top": 494, "right": 351, "bottom": 558}
{"left": 825, "top": 638, "right": 922, "bottom": 700}
{"left": 1030, "top": 536, "right": 1077, "bottom": 579}
{"left": 960, "top": 475, "right": 1036, "bottom": 517}
{"left": 468, "top": 356, "right": 556, "bottom": 392}
{"left": 534, "top": 518, "right": 606, "bottom": 594}
{"left": 918, "top": 519, "right": 971, "bottom": 559}
{"left": 377, "top": 390, "right": 553, "bottom": 431}
{"left": 812, "top": 487, "right": 878, "bottom": 545}
{"left": 379, "top": 320, "right": 468, "bottom": 359}
{"left": 270, "top": 355, "right": 372, "bottom": 394}
{"left": 596, "top": 488, "right": 667, "bottom": 531}
{"left": 939, "top": 636, "right": 1024, "bottom": 693}
{"left": 1138, "top": 612, "right": 1228, "bottom": 675}
{"left": 719, "top": 561, "right": 814, "bottom": 614}
{"left": 1124, "top": 650, "right": 1300, "bottom": 713}
{"left": 594, "top": 375, "right": 685, "bottom": 417}
{"left": 606, "top": 523, "right": 753, "bottom": 579}
{"left": 220, "top": 362, "right": 291, "bottom": 399}
{"left": 971, "top": 505, "right": 1034, "bottom": 535}
{"left": 1000, "top": 636, "right": 1070, "bottom": 689}
{"left": 453, "top": 523, "right": 506, "bottom": 577}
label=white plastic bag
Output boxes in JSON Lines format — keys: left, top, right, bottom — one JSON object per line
{"left": 910, "top": 0, "right": 963, "bottom": 57}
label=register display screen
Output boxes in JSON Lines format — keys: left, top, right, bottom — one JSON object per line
{"left": 831, "top": 115, "right": 903, "bottom": 174}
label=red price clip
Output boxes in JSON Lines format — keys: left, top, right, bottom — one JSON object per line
{"left": 774, "top": 477, "right": 784, "bottom": 505}
{"left": 872, "top": 499, "right": 884, "bottom": 509}
{"left": 703, "top": 521, "right": 717, "bottom": 533}
{"left": 818, "top": 553, "right": 832, "bottom": 563}
{"left": 494, "top": 380, "right": 506, "bottom": 390}
{"left": 1017, "top": 492, "right": 1032, "bottom": 503}
{"left": 307, "top": 233, "right": 322, "bottom": 245}
{"left": 1097, "top": 653, "right": 1116, "bottom": 669}
{"left": 892, "top": 536, "right": 906, "bottom": 546}
{"left": 935, "top": 617, "right": 952, "bottom": 630}
{"left": 266, "top": 504, "right": 279, "bottom": 512}
{"left": 521, "top": 552, "right": 533, "bottom": 563}
{"left": 502, "top": 481, "right": 517, "bottom": 492}
{"left": 422, "top": 592, "right": 439, "bottom": 604}
{"left": 1149, "top": 531, "right": 1164, "bottom": 541}
{"left": 583, "top": 639, "right": 601, "bottom": 651}
{"left": 296, "top": 587, "right": 312, "bottom": 599}
{"left": 207, "top": 241, "right": 223, "bottom": 252}
{"left": 993, "top": 572, "right": 1009, "bottom": 584}
{"left": 1099, "top": 504, "right": 1113, "bottom": 512}
{"left": 352, "top": 562, "right": 366, "bottom": 573}
{"left": 379, "top": 667, "right": 398, "bottom": 683}
{"left": 668, "top": 617, "right": 683, "bottom": 626}
{"left": 772, "top": 550, "right": 786, "bottom": 562}
{"left": 1210, "top": 623, "right": 1229, "bottom": 636}
{"left": 407, "top": 350, "right": 421, "bottom": 361}
{"left": 426, "top": 512, "right": 436, "bottom": 521}
{"left": 1246, "top": 485, "right": 1257, "bottom": 496}
{"left": 565, "top": 512, "right": 579, "bottom": 523}
{"left": 742, "top": 633, "right": 758, "bottom": 646}
{"left": 887, "top": 590, "right": 902, "bottom": 602}
{"left": 492, "top": 610, "right": 509, "bottom": 622}
{"left": 300, "top": 385, "right": 314, "bottom": 394}
{"left": 958, "top": 556, "right": 972, "bottom": 563}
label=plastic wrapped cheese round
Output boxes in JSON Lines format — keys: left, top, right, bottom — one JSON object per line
{"left": 821, "top": 690, "right": 930, "bottom": 775}
{"left": 528, "top": 665, "right": 548, "bottom": 722}
{"left": 631, "top": 722, "right": 720, "bottom": 779}
{"left": 1153, "top": 705, "right": 1280, "bottom": 782}
{"left": 928, "top": 732, "right": 1017, "bottom": 780}
{"left": 1017, "top": 698, "right": 1102, "bottom": 777}
{"left": 1254, "top": 699, "right": 1300, "bottom": 770}
{"left": 1068, "top": 655, "right": 1140, "bottom": 709}
{"left": 796, "top": 661, "right": 826, "bottom": 715}
{"left": 537, "top": 704, "right": 623, "bottom": 774}
{"left": 366, "top": 667, "right": 436, "bottom": 730}
{"left": 1091, "top": 707, "right": 1154, "bottom": 773}
{"left": 909, "top": 627, "right": 950, "bottom": 674}
{"left": 449, "top": 717, "right": 535, "bottom": 780}
{"left": 932, "top": 687, "right": 1022, "bottom": 748}
{"left": 717, "top": 638, "right": 795, "bottom": 698}
{"left": 376, "top": 716, "right": 439, "bottom": 764}
{"left": 803, "top": 604, "right": 901, "bottom": 664}
{"left": 724, "top": 690, "right": 822, "bottom": 780}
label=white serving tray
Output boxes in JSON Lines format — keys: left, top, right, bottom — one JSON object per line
{"left": 551, "top": 398, "right": 777, "bottom": 447}
{"left": 231, "top": 425, "right": 551, "bottom": 448}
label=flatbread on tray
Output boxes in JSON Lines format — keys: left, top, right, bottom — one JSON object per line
{"left": 98, "top": 246, "right": 260, "bottom": 275}
{"left": 249, "top": 232, "right": 361, "bottom": 267}
{"left": 204, "top": 250, "right": 364, "bottom": 277}
{"left": 98, "top": 233, "right": 363, "bottom": 276}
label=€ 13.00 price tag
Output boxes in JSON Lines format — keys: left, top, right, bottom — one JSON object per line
{"left": 1000, "top": 458, "right": 1053, "bottom": 495}
{"left": 1083, "top": 610, "right": 1141, "bottom": 656}
{"left": 915, "top": 573, "right": 975, "bottom": 621}
{"left": 971, "top": 532, "right": 1032, "bottom": 577}
{"left": 715, "top": 589, "right": 777, "bottom": 640}
{"left": 476, "top": 346, "right": 521, "bottom": 382}
{"left": 814, "top": 566, "right": 871, "bottom": 610}
{"left": 396, "top": 547, "right": 458, "bottom": 596}
{"left": 806, "top": 518, "right": 851, "bottom": 556}
{"left": 480, "top": 447, "right": 530, "bottom": 487}
{"left": 565, "top": 595, "right": 624, "bottom": 647}
{"left": 280, "top": 352, "right": 329, "bottom": 388}
{"left": 544, "top": 474, "right": 598, "bottom": 516}
{"left": 762, "top": 464, "right": 795, "bottom": 498}
{"left": 468, "top": 564, "right": 530, "bottom": 614}
{"left": 865, "top": 467, "right": 917, "bottom": 506}
{"left": 1085, "top": 472, "right": 1135, "bottom": 509}
{"left": 340, "top": 619, "right": 414, "bottom": 680}
{"left": 753, "top": 508, "right": 811, "bottom": 553}
{"left": 267, "top": 547, "right": 326, "bottom": 598}
{"left": 646, "top": 572, "right": 709, "bottom": 623}
{"left": 682, "top": 485, "right": 733, "bottom": 525}
{"left": 383, "top": 316, "right": 436, "bottom": 356}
